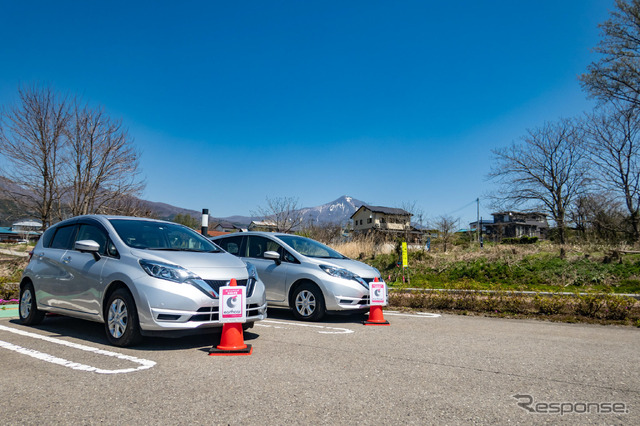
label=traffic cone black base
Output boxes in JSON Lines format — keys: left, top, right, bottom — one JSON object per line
{"left": 363, "top": 320, "right": 390, "bottom": 326}
{"left": 208, "top": 345, "right": 253, "bottom": 356}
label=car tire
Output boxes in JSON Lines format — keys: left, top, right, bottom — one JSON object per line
{"left": 19, "top": 281, "right": 45, "bottom": 325}
{"left": 291, "top": 282, "right": 325, "bottom": 321}
{"left": 105, "top": 288, "right": 142, "bottom": 347}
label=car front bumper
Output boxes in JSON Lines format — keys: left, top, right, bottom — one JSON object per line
{"left": 322, "top": 276, "right": 383, "bottom": 312}
{"left": 131, "top": 275, "right": 268, "bottom": 333}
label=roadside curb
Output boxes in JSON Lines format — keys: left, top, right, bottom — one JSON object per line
{"left": 0, "top": 304, "right": 19, "bottom": 318}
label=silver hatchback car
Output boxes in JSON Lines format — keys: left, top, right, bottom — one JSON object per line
{"left": 19, "top": 215, "right": 267, "bottom": 346}
{"left": 212, "top": 232, "right": 383, "bottom": 321}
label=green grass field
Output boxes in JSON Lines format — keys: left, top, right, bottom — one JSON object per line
{"left": 367, "top": 242, "right": 640, "bottom": 294}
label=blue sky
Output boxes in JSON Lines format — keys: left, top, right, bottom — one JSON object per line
{"left": 0, "top": 0, "right": 613, "bottom": 225}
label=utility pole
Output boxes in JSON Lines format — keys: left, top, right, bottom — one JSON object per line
{"left": 476, "top": 198, "right": 480, "bottom": 243}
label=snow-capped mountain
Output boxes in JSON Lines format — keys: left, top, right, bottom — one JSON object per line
{"left": 297, "top": 195, "right": 365, "bottom": 225}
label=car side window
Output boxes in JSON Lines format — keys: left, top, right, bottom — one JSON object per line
{"left": 217, "top": 236, "right": 243, "bottom": 256}
{"left": 246, "top": 236, "right": 281, "bottom": 259}
{"left": 282, "top": 249, "right": 297, "bottom": 263}
{"left": 40, "top": 227, "right": 56, "bottom": 248}
{"left": 107, "top": 241, "right": 119, "bottom": 257}
{"left": 49, "top": 225, "right": 77, "bottom": 250}
{"left": 75, "top": 224, "right": 109, "bottom": 254}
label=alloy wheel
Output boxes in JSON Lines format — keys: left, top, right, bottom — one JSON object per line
{"left": 108, "top": 298, "right": 128, "bottom": 338}
{"left": 20, "top": 289, "right": 32, "bottom": 319}
{"left": 295, "top": 289, "right": 316, "bottom": 317}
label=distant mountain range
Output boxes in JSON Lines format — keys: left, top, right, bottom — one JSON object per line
{"left": 0, "top": 177, "right": 366, "bottom": 227}
{"left": 181, "top": 195, "right": 366, "bottom": 228}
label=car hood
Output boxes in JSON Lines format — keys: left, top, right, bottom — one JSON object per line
{"left": 305, "top": 257, "right": 379, "bottom": 278}
{"left": 129, "top": 249, "right": 249, "bottom": 279}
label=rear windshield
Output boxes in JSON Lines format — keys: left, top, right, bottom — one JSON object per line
{"left": 109, "top": 219, "right": 220, "bottom": 252}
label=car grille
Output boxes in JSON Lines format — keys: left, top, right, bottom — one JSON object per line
{"left": 203, "top": 279, "right": 255, "bottom": 298}
{"left": 189, "top": 303, "right": 262, "bottom": 322}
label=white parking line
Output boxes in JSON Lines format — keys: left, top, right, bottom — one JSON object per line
{"left": 383, "top": 311, "right": 441, "bottom": 318}
{"left": 257, "top": 319, "right": 354, "bottom": 334}
{"left": 0, "top": 324, "right": 155, "bottom": 374}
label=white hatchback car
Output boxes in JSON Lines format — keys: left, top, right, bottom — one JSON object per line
{"left": 19, "top": 215, "right": 267, "bottom": 346}
{"left": 212, "top": 232, "right": 384, "bottom": 321}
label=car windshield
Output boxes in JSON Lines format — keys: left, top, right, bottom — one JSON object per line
{"left": 109, "top": 219, "right": 220, "bottom": 252}
{"left": 277, "top": 235, "right": 346, "bottom": 259}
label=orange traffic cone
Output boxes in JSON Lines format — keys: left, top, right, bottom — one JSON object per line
{"left": 364, "top": 277, "right": 390, "bottom": 326}
{"left": 209, "top": 279, "right": 253, "bottom": 356}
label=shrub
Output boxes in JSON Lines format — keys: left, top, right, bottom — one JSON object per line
{"left": 452, "top": 291, "right": 477, "bottom": 311}
{"left": 575, "top": 294, "right": 607, "bottom": 317}
{"left": 501, "top": 236, "right": 538, "bottom": 245}
{"left": 0, "top": 283, "right": 20, "bottom": 301}
{"left": 388, "top": 288, "right": 640, "bottom": 324}
{"left": 533, "top": 294, "right": 566, "bottom": 315}
{"left": 499, "top": 292, "right": 529, "bottom": 314}
{"left": 600, "top": 295, "right": 636, "bottom": 320}
{"left": 428, "top": 291, "right": 456, "bottom": 310}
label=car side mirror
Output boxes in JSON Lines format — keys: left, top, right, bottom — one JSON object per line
{"left": 75, "top": 240, "right": 102, "bottom": 261}
{"left": 263, "top": 250, "right": 281, "bottom": 265}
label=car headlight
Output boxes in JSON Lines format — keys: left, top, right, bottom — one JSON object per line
{"left": 139, "top": 259, "right": 201, "bottom": 283}
{"left": 319, "top": 264, "right": 368, "bottom": 288}
{"left": 246, "top": 262, "right": 258, "bottom": 284}
{"left": 373, "top": 267, "right": 381, "bottom": 277}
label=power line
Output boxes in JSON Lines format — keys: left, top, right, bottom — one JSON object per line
{"left": 444, "top": 199, "right": 478, "bottom": 216}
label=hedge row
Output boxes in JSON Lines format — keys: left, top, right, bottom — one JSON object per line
{"left": 388, "top": 290, "right": 639, "bottom": 322}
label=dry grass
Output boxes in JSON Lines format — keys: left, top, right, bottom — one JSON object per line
{"left": 330, "top": 234, "right": 394, "bottom": 259}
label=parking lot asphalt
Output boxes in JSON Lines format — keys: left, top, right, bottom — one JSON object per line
{"left": 0, "top": 309, "right": 638, "bottom": 425}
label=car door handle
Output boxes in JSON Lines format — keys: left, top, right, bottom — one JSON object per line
{"left": 62, "top": 256, "right": 71, "bottom": 264}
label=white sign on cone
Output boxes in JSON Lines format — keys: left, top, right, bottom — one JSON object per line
{"left": 219, "top": 286, "right": 246, "bottom": 323}
{"left": 369, "top": 281, "right": 387, "bottom": 306}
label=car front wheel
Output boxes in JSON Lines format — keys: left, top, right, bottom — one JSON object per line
{"left": 105, "top": 288, "right": 141, "bottom": 347}
{"left": 291, "top": 282, "right": 325, "bottom": 321}
{"left": 19, "top": 281, "right": 45, "bottom": 325}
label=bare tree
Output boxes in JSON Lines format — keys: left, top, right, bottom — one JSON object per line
{"left": 0, "top": 85, "right": 145, "bottom": 226}
{"left": 432, "top": 215, "right": 458, "bottom": 252}
{"left": 584, "top": 102, "right": 640, "bottom": 242}
{"left": 0, "top": 85, "right": 71, "bottom": 228}
{"left": 489, "top": 119, "right": 591, "bottom": 244}
{"left": 299, "top": 221, "right": 343, "bottom": 244}
{"left": 65, "top": 104, "right": 144, "bottom": 216}
{"left": 580, "top": 0, "right": 640, "bottom": 107}
{"left": 400, "top": 200, "right": 425, "bottom": 229}
{"left": 100, "top": 194, "right": 155, "bottom": 218}
{"left": 571, "top": 193, "right": 627, "bottom": 243}
{"left": 253, "top": 196, "right": 304, "bottom": 233}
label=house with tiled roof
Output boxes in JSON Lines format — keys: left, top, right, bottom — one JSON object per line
{"left": 213, "top": 221, "right": 243, "bottom": 233}
{"left": 350, "top": 205, "right": 422, "bottom": 241}
{"left": 248, "top": 220, "right": 277, "bottom": 232}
